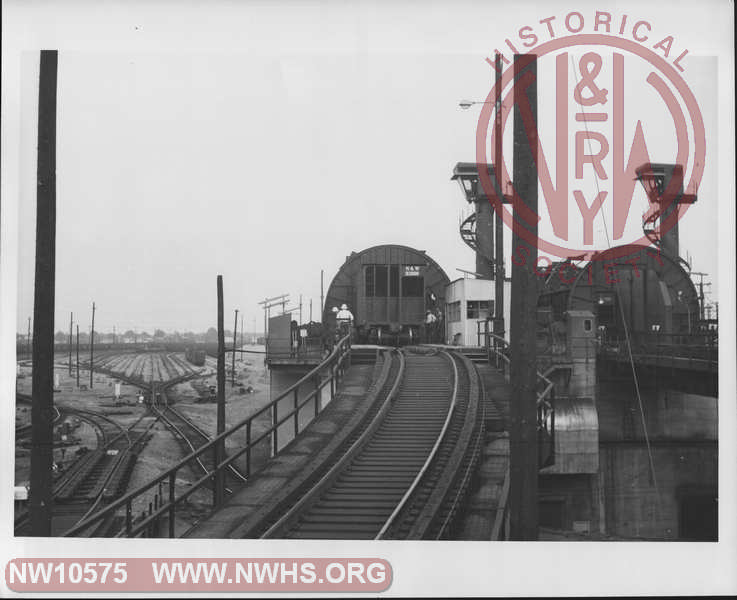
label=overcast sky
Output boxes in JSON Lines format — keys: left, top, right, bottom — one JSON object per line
{"left": 6, "top": 1, "right": 725, "bottom": 335}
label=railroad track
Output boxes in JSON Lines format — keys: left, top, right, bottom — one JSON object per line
{"left": 15, "top": 394, "right": 61, "bottom": 440}
{"left": 14, "top": 407, "right": 156, "bottom": 537}
{"left": 153, "top": 390, "right": 248, "bottom": 493}
{"left": 14, "top": 354, "right": 202, "bottom": 537}
{"left": 259, "top": 348, "right": 482, "bottom": 540}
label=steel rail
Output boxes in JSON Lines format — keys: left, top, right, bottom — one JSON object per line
{"left": 62, "top": 334, "right": 352, "bottom": 538}
{"left": 260, "top": 350, "right": 405, "bottom": 538}
{"left": 157, "top": 401, "right": 248, "bottom": 485}
{"left": 374, "top": 350, "right": 459, "bottom": 539}
{"left": 431, "top": 353, "right": 485, "bottom": 539}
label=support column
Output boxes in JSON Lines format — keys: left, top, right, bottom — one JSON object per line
{"left": 215, "top": 276, "right": 226, "bottom": 505}
{"left": 494, "top": 53, "right": 506, "bottom": 340}
{"left": 509, "top": 53, "right": 538, "bottom": 541}
{"left": 475, "top": 198, "right": 495, "bottom": 279}
{"left": 30, "top": 49, "right": 58, "bottom": 537}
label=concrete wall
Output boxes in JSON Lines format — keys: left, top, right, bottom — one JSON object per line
{"left": 269, "top": 368, "right": 328, "bottom": 454}
{"left": 599, "top": 442, "right": 717, "bottom": 539}
{"left": 540, "top": 378, "right": 717, "bottom": 539}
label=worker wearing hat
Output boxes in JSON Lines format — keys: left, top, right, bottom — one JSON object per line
{"left": 336, "top": 303, "right": 354, "bottom": 339}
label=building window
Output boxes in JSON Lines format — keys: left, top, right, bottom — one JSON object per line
{"left": 365, "top": 265, "right": 375, "bottom": 297}
{"left": 447, "top": 301, "right": 461, "bottom": 323}
{"left": 365, "top": 264, "right": 389, "bottom": 297}
{"left": 389, "top": 265, "right": 399, "bottom": 296}
{"left": 466, "top": 300, "right": 491, "bottom": 320}
{"left": 375, "top": 265, "right": 388, "bottom": 296}
{"left": 401, "top": 276, "right": 424, "bottom": 297}
{"left": 583, "top": 319, "right": 592, "bottom": 332}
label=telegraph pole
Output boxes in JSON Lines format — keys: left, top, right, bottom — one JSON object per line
{"left": 299, "top": 294, "right": 303, "bottom": 325}
{"left": 76, "top": 324, "right": 80, "bottom": 387}
{"left": 310, "top": 298, "right": 313, "bottom": 322}
{"left": 509, "top": 53, "right": 538, "bottom": 541}
{"left": 258, "top": 294, "right": 289, "bottom": 342}
{"left": 89, "top": 301, "right": 96, "bottom": 388}
{"left": 690, "top": 272, "right": 710, "bottom": 322}
{"left": 232, "top": 308, "right": 239, "bottom": 387}
{"left": 320, "top": 269, "right": 324, "bottom": 319}
{"left": 263, "top": 299, "right": 267, "bottom": 341}
{"left": 29, "top": 49, "right": 58, "bottom": 536}
{"left": 68, "top": 312, "right": 73, "bottom": 375}
{"left": 215, "top": 276, "right": 226, "bottom": 505}
{"left": 27, "top": 317, "right": 31, "bottom": 358}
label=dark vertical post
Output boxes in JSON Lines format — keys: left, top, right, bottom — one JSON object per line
{"left": 231, "top": 308, "right": 238, "bottom": 387}
{"left": 215, "top": 276, "right": 226, "bottom": 505}
{"left": 263, "top": 300, "right": 267, "bottom": 341}
{"left": 509, "top": 53, "right": 538, "bottom": 541}
{"left": 89, "top": 301, "right": 95, "bottom": 388}
{"left": 494, "top": 52, "right": 506, "bottom": 341}
{"left": 27, "top": 317, "right": 31, "bottom": 358}
{"left": 299, "top": 294, "right": 303, "bottom": 325}
{"left": 76, "top": 324, "right": 80, "bottom": 387}
{"left": 29, "top": 49, "right": 58, "bottom": 537}
{"left": 68, "top": 312, "right": 73, "bottom": 375}
{"left": 309, "top": 299, "right": 313, "bottom": 322}
{"left": 320, "top": 270, "right": 324, "bottom": 319}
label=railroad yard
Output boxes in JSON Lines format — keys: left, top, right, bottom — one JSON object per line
{"left": 14, "top": 349, "right": 271, "bottom": 536}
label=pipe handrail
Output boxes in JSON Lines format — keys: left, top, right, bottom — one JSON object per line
{"left": 484, "top": 332, "right": 554, "bottom": 540}
{"left": 63, "top": 334, "right": 352, "bottom": 537}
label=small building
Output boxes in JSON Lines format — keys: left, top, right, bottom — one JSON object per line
{"left": 445, "top": 278, "right": 494, "bottom": 346}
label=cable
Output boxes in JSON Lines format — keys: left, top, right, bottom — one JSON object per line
{"left": 569, "top": 54, "right": 662, "bottom": 504}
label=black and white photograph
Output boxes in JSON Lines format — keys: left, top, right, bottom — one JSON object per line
{"left": 1, "top": 0, "right": 735, "bottom": 596}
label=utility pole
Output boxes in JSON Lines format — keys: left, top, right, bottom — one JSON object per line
{"left": 76, "top": 324, "right": 80, "bottom": 387}
{"left": 232, "top": 308, "right": 239, "bottom": 387}
{"left": 30, "top": 49, "right": 58, "bottom": 537}
{"left": 690, "top": 272, "right": 710, "bottom": 322}
{"left": 215, "top": 276, "right": 226, "bottom": 505}
{"left": 509, "top": 53, "right": 538, "bottom": 541}
{"left": 258, "top": 294, "right": 289, "bottom": 343}
{"left": 89, "top": 301, "right": 96, "bottom": 389}
{"left": 299, "top": 294, "right": 303, "bottom": 325}
{"left": 494, "top": 52, "right": 506, "bottom": 341}
{"left": 310, "top": 298, "right": 313, "bottom": 322}
{"left": 263, "top": 299, "right": 267, "bottom": 340}
{"left": 68, "top": 312, "right": 73, "bottom": 375}
{"left": 320, "top": 269, "right": 324, "bottom": 319}
{"left": 27, "top": 317, "right": 31, "bottom": 358}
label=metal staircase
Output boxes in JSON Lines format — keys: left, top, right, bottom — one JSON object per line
{"left": 459, "top": 211, "right": 479, "bottom": 253}
{"left": 636, "top": 163, "right": 697, "bottom": 268}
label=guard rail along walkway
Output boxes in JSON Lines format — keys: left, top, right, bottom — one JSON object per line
{"left": 484, "top": 332, "right": 556, "bottom": 540}
{"left": 63, "top": 334, "right": 353, "bottom": 538}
